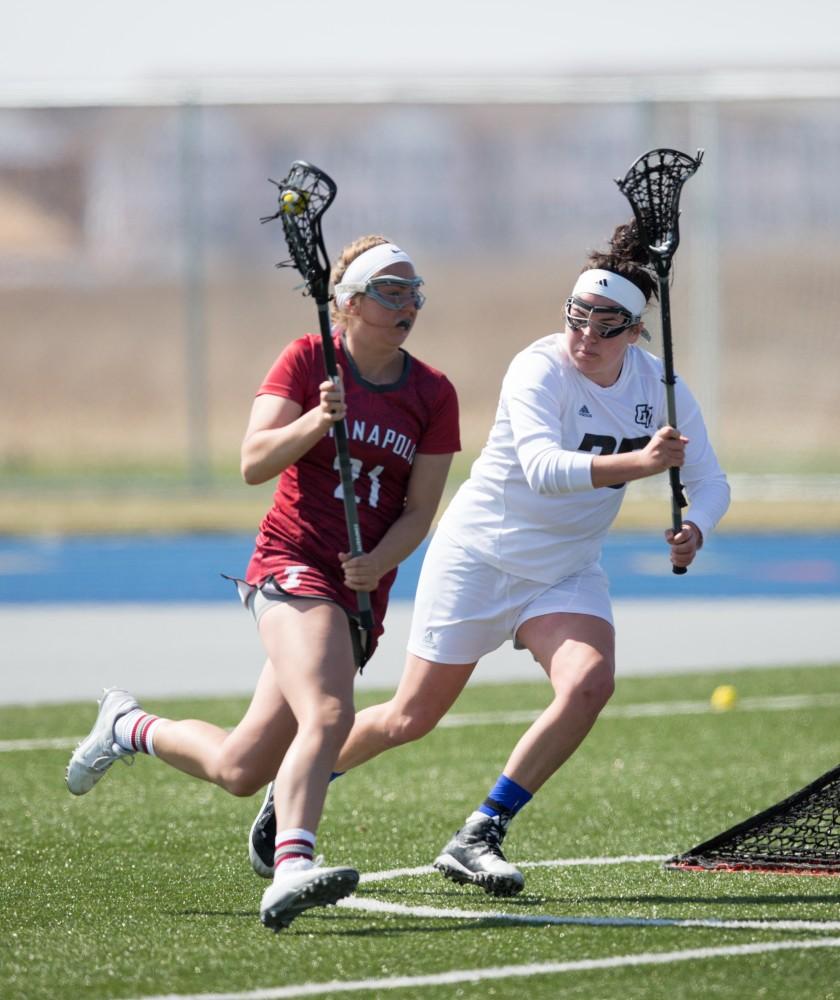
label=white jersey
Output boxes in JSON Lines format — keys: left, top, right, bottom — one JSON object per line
{"left": 438, "top": 333, "right": 730, "bottom": 584}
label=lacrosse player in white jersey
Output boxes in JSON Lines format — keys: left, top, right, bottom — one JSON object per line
{"left": 248, "top": 220, "right": 731, "bottom": 896}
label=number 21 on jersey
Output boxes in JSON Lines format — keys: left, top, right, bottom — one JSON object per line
{"left": 333, "top": 457, "right": 385, "bottom": 509}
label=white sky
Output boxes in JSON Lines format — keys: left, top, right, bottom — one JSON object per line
{"left": 3, "top": 0, "right": 840, "bottom": 103}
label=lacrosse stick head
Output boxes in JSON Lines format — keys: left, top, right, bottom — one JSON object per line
{"left": 615, "top": 148, "right": 704, "bottom": 276}
{"left": 261, "top": 160, "right": 337, "bottom": 302}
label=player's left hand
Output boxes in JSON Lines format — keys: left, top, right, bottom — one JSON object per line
{"left": 664, "top": 521, "right": 702, "bottom": 570}
{"left": 339, "top": 551, "right": 383, "bottom": 591}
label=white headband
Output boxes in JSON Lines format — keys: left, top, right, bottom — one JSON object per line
{"left": 571, "top": 269, "right": 646, "bottom": 319}
{"left": 334, "top": 243, "right": 414, "bottom": 308}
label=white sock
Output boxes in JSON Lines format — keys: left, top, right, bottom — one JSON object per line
{"left": 113, "top": 708, "right": 164, "bottom": 756}
{"left": 274, "top": 827, "right": 316, "bottom": 873}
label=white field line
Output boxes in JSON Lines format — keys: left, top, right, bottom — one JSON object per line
{"left": 359, "top": 854, "right": 670, "bottom": 884}
{"left": 353, "top": 855, "right": 840, "bottom": 935}
{"left": 437, "top": 692, "right": 840, "bottom": 728}
{"left": 0, "top": 736, "right": 81, "bottom": 752}
{"left": 124, "top": 937, "right": 840, "bottom": 1000}
{"left": 4, "top": 691, "right": 840, "bottom": 753}
{"left": 340, "top": 895, "right": 840, "bottom": 933}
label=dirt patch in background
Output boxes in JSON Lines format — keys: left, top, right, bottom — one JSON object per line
{"left": 2, "top": 252, "right": 839, "bottom": 473}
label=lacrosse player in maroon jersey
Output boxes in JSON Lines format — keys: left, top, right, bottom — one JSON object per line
{"left": 65, "top": 235, "right": 460, "bottom": 931}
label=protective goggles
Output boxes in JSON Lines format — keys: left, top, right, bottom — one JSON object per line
{"left": 336, "top": 275, "right": 425, "bottom": 311}
{"left": 564, "top": 296, "right": 639, "bottom": 339}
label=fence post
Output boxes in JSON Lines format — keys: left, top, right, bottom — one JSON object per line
{"left": 179, "top": 98, "right": 211, "bottom": 489}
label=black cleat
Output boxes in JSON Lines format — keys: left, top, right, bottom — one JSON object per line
{"left": 433, "top": 813, "right": 524, "bottom": 896}
{"left": 249, "top": 781, "right": 276, "bottom": 879}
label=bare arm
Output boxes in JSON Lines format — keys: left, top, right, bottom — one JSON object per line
{"left": 240, "top": 376, "right": 346, "bottom": 485}
{"left": 339, "top": 452, "right": 454, "bottom": 592}
{"left": 590, "top": 425, "right": 688, "bottom": 489}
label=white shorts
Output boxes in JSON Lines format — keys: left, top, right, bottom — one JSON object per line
{"left": 407, "top": 529, "right": 613, "bottom": 665}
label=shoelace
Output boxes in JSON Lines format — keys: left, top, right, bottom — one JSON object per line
{"left": 89, "top": 745, "right": 134, "bottom": 772}
{"left": 481, "top": 824, "right": 506, "bottom": 858}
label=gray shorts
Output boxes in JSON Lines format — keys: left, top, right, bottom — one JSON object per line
{"left": 234, "top": 576, "right": 367, "bottom": 670}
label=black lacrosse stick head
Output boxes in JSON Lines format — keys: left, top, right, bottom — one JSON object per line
{"left": 261, "top": 160, "right": 337, "bottom": 302}
{"left": 615, "top": 148, "right": 703, "bottom": 276}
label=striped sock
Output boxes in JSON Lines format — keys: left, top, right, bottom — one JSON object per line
{"left": 274, "top": 828, "right": 316, "bottom": 872}
{"left": 113, "top": 708, "right": 164, "bottom": 757}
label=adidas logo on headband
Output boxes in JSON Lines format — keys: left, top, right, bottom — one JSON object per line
{"left": 571, "top": 268, "right": 646, "bottom": 317}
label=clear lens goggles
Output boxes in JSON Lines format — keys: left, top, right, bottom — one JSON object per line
{"left": 564, "top": 296, "right": 638, "bottom": 339}
{"left": 338, "top": 275, "right": 425, "bottom": 311}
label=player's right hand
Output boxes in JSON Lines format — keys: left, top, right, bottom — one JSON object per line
{"left": 641, "top": 426, "right": 688, "bottom": 474}
{"left": 318, "top": 371, "right": 346, "bottom": 428}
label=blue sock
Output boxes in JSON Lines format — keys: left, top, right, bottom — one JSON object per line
{"left": 329, "top": 771, "right": 345, "bottom": 783}
{"left": 478, "top": 774, "right": 533, "bottom": 820}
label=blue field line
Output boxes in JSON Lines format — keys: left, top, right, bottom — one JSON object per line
{"left": 0, "top": 533, "right": 838, "bottom": 604}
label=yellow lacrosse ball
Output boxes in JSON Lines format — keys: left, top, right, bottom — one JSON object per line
{"left": 710, "top": 684, "right": 738, "bottom": 712}
{"left": 281, "top": 190, "right": 307, "bottom": 215}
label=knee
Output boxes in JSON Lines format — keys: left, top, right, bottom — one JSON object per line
{"left": 570, "top": 656, "right": 615, "bottom": 712}
{"left": 592, "top": 663, "right": 616, "bottom": 708}
{"left": 215, "top": 762, "right": 264, "bottom": 798}
{"left": 301, "top": 699, "right": 356, "bottom": 747}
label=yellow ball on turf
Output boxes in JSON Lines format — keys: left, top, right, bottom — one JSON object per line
{"left": 710, "top": 684, "right": 738, "bottom": 712}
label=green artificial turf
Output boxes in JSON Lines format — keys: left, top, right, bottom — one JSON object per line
{"left": 1, "top": 665, "right": 839, "bottom": 1000}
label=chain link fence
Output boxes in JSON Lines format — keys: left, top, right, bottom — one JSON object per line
{"left": 2, "top": 94, "right": 839, "bottom": 518}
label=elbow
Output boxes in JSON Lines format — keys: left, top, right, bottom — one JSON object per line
{"left": 240, "top": 456, "right": 264, "bottom": 486}
{"left": 398, "top": 503, "right": 436, "bottom": 546}
{"left": 240, "top": 441, "right": 256, "bottom": 484}
{"left": 522, "top": 448, "right": 593, "bottom": 495}
{"left": 411, "top": 506, "right": 437, "bottom": 538}
{"left": 528, "top": 477, "right": 553, "bottom": 496}
{"left": 518, "top": 442, "right": 571, "bottom": 495}
{"left": 721, "top": 479, "right": 733, "bottom": 518}
{"left": 522, "top": 462, "right": 555, "bottom": 495}
{"left": 240, "top": 438, "right": 273, "bottom": 485}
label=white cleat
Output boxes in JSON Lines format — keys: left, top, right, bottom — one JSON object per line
{"left": 260, "top": 859, "right": 360, "bottom": 932}
{"left": 65, "top": 688, "right": 139, "bottom": 795}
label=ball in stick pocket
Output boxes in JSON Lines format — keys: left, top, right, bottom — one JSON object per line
{"left": 281, "top": 189, "right": 308, "bottom": 216}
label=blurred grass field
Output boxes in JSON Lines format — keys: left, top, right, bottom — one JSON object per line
{"left": 2, "top": 664, "right": 840, "bottom": 1000}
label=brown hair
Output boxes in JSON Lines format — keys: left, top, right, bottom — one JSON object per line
{"left": 330, "top": 234, "right": 392, "bottom": 322}
{"left": 580, "top": 220, "right": 658, "bottom": 304}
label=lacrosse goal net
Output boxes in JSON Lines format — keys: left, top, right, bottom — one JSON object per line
{"left": 666, "top": 763, "right": 840, "bottom": 875}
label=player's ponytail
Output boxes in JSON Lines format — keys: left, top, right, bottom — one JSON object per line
{"left": 582, "top": 220, "right": 658, "bottom": 304}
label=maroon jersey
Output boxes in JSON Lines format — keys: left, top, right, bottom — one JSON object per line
{"left": 245, "top": 332, "right": 460, "bottom": 644}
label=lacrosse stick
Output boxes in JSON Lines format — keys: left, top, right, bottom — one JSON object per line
{"left": 616, "top": 147, "right": 704, "bottom": 575}
{"left": 261, "top": 160, "right": 374, "bottom": 658}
